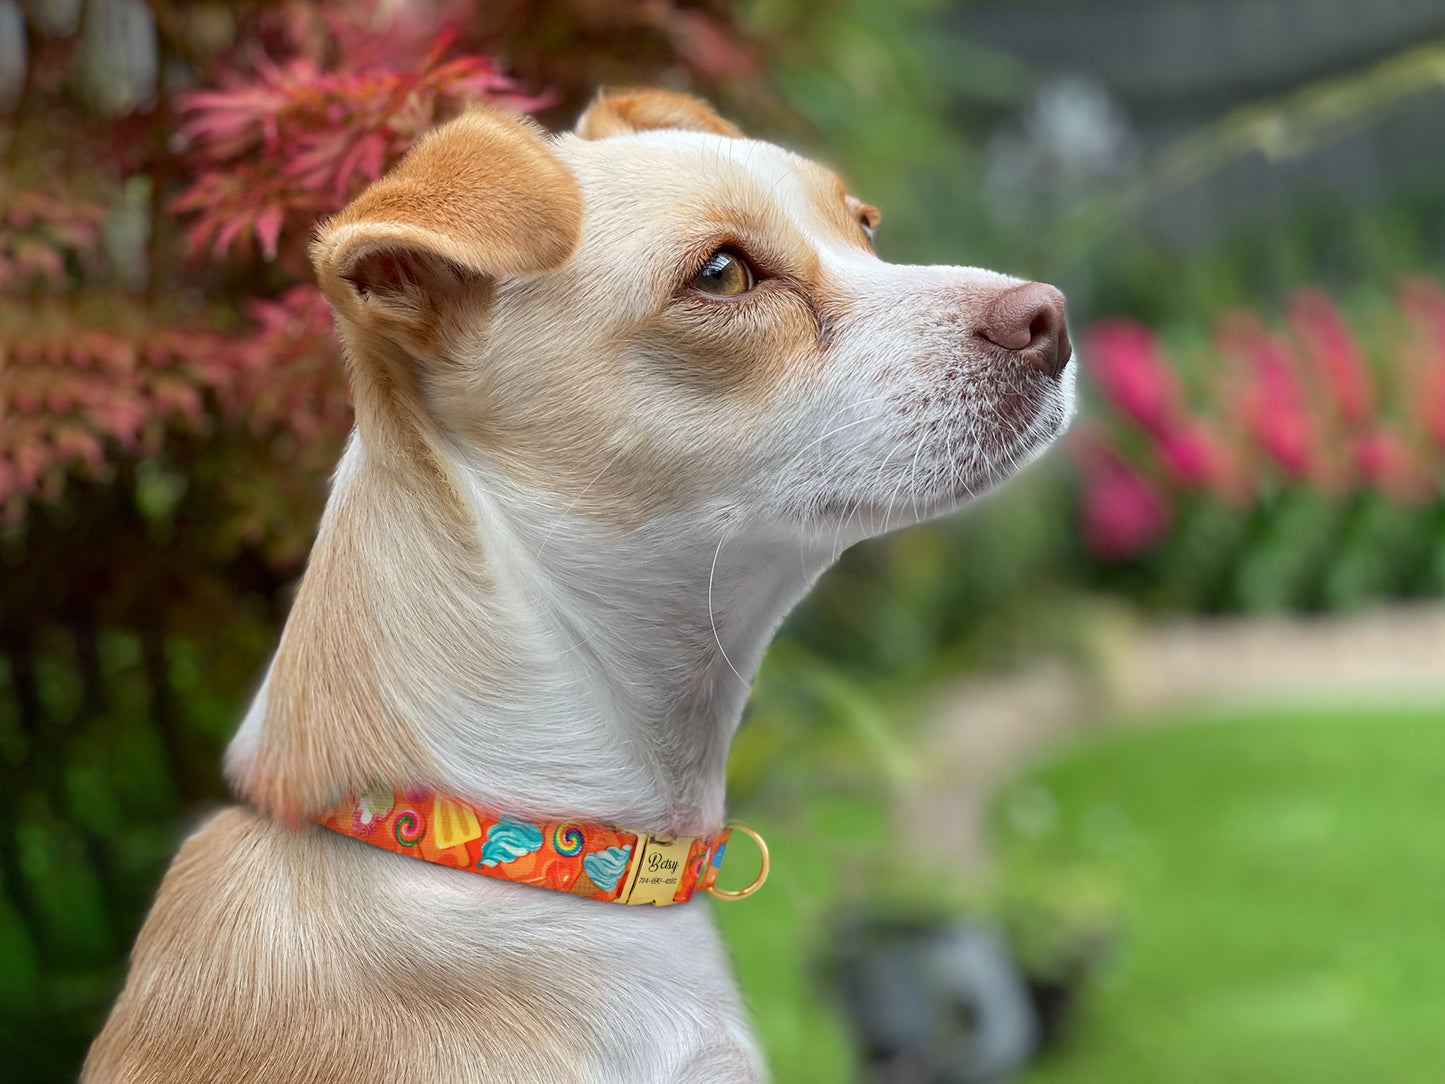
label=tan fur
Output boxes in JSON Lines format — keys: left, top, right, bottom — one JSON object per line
{"left": 792, "top": 168, "right": 879, "bottom": 253}
{"left": 230, "top": 451, "right": 495, "bottom": 821}
{"left": 847, "top": 195, "right": 881, "bottom": 235}
{"left": 423, "top": 145, "right": 861, "bottom": 526}
{"left": 84, "top": 809, "right": 592, "bottom": 1083}
{"left": 575, "top": 87, "right": 744, "bottom": 141}
{"left": 224, "top": 108, "right": 594, "bottom": 820}
{"left": 316, "top": 109, "right": 582, "bottom": 288}
{"left": 312, "top": 108, "right": 582, "bottom": 468}
{"left": 305, "top": 98, "right": 868, "bottom": 533}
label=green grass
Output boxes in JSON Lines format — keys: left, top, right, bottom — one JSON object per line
{"left": 995, "top": 705, "right": 1445, "bottom": 1084}
{"left": 714, "top": 702, "right": 1445, "bottom": 1082}
{"left": 711, "top": 793, "right": 886, "bottom": 1083}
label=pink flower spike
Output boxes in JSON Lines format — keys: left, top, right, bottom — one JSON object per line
{"left": 1075, "top": 434, "right": 1172, "bottom": 561}
{"left": 1083, "top": 320, "right": 1182, "bottom": 436}
{"left": 1218, "top": 313, "right": 1316, "bottom": 480}
{"left": 1157, "top": 422, "right": 1224, "bottom": 489}
{"left": 1351, "top": 428, "right": 1427, "bottom": 500}
{"left": 1288, "top": 287, "right": 1373, "bottom": 425}
{"left": 1399, "top": 277, "right": 1445, "bottom": 450}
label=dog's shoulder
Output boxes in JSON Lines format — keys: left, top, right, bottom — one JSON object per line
{"left": 82, "top": 806, "right": 599, "bottom": 1083}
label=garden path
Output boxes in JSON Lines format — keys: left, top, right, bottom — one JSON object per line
{"left": 899, "top": 603, "right": 1445, "bottom": 873}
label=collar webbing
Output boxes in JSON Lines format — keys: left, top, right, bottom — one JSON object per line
{"left": 312, "top": 786, "right": 767, "bottom": 906}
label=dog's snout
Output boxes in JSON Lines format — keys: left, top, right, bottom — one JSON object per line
{"left": 977, "top": 282, "right": 1072, "bottom": 378}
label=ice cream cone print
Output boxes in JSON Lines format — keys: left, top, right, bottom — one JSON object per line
{"left": 569, "top": 870, "right": 600, "bottom": 898}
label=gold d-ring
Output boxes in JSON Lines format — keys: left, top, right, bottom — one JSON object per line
{"left": 706, "top": 820, "right": 770, "bottom": 901}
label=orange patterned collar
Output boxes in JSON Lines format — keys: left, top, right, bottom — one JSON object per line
{"left": 312, "top": 786, "right": 768, "bottom": 906}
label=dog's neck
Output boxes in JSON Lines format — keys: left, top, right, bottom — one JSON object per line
{"left": 228, "top": 433, "right": 825, "bottom": 836}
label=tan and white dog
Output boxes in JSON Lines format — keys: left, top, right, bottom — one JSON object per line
{"left": 85, "top": 89, "right": 1073, "bottom": 1082}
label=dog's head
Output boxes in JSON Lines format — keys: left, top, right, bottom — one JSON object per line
{"left": 311, "top": 89, "right": 1073, "bottom": 550}
{"left": 235, "top": 90, "right": 1075, "bottom": 821}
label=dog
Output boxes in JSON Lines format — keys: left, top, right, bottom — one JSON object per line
{"left": 84, "top": 88, "right": 1073, "bottom": 1083}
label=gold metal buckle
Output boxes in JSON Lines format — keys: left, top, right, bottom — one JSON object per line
{"left": 705, "top": 820, "right": 769, "bottom": 902}
{"left": 616, "top": 820, "right": 770, "bottom": 905}
{"left": 618, "top": 831, "right": 696, "bottom": 906}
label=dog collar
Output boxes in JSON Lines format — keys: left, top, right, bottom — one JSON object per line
{"left": 312, "top": 786, "right": 769, "bottom": 906}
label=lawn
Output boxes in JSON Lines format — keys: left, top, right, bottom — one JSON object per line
{"left": 996, "top": 705, "right": 1445, "bottom": 1084}
{"left": 717, "top": 703, "right": 1445, "bottom": 1082}
{"left": 710, "top": 793, "right": 884, "bottom": 1083}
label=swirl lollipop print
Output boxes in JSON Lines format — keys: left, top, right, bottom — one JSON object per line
{"left": 552, "top": 824, "right": 586, "bottom": 857}
{"left": 394, "top": 810, "right": 425, "bottom": 846}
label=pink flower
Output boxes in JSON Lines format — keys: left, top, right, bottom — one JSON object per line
{"left": 1399, "top": 277, "right": 1445, "bottom": 450}
{"left": 1218, "top": 314, "right": 1316, "bottom": 479}
{"left": 1156, "top": 421, "right": 1226, "bottom": 489}
{"left": 1350, "top": 429, "right": 1428, "bottom": 499}
{"left": 1289, "top": 287, "right": 1373, "bottom": 424}
{"left": 1075, "top": 434, "right": 1172, "bottom": 561}
{"left": 1083, "top": 320, "right": 1182, "bottom": 437}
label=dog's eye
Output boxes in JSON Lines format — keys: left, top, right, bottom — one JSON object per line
{"left": 692, "top": 249, "right": 755, "bottom": 297}
{"left": 854, "top": 201, "right": 880, "bottom": 247}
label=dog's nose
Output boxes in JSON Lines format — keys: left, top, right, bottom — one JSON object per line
{"left": 977, "top": 282, "right": 1072, "bottom": 378}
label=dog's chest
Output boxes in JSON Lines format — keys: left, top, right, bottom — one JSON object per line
{"left": 87, "top": 808, "right": 762, "bottom": 1083}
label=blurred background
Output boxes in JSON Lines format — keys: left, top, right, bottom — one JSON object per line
{"left": 5, "top": 0, "right": 1445, "bottom": 1080}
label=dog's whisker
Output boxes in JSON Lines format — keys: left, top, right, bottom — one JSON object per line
{"left": 833, "top": 430, "right": 912, "bottom": 561}
{"left": 537, "top": 443, "right": 629, "bottom": 557}
{"left": 906, "top": 424, "right": 932, "bottom": 525}
{"left": 881, "top": 426, "right": 931, "bottom": 536}
{"left": 707, "top": 528, "right": 750, "bottom": 690}
{"left": 798, "top": 412, "right": 889, "bottom": 479}
{"left": 769, "top": 392, "right": 896, "bottom": 487}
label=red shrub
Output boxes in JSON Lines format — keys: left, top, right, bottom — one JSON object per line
{"left": 0, "top": 0, "right": 757, "bottom": 533}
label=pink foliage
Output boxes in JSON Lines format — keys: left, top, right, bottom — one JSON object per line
{"left": 0, "top": 187, "right": 108, "bottom": 289}
{"left": 175, "top": 27, "right": 549, "bottom": 264}
{"left": 0, "top": 0, "right": 549, "bottom": 516}
{"left": 226, "top": 286, "right": 350, "bottom": 443}
{"left": 0, "top": 306, "right": 229, "bottom": 508}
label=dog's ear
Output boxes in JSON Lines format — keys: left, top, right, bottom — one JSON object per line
{"left": 311, "top": 108, "right": 581, "bottom": 461}
{"left": 575, "top": 87, "right": 743, "bottom": 140}
{"left": 312, "top": 108, "right": 582, "bottom": 353}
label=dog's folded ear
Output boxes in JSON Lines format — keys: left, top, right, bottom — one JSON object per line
{"left": 575, "top": 87, "right": 744, "bottom": 140}
{"left": 312, "top": 108, "right": 582, "bottom": 351}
